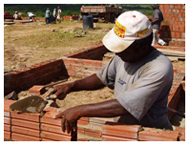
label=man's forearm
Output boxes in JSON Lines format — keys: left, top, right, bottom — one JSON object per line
{"left": 76, "top": 99, "right": 129, "bottom": 118}
{"left": 71, "top": 74, "right": 105, "bottom": 92}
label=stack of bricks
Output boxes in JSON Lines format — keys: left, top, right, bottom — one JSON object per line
{"left": 11, "top": 111, "right": 41, "bottom": 141}
{"left": 77, "top": 117, "right": 114, "bottom": 141}
{"left": 4, "top": 100, "right": 15, "bottom": 140}
{"left": 102, "top": 122, "right": 185, "bottom": 141}
{"left": 159, "top": 4, "right": 185, "bottom": 48}
{"left": 41, "top": 107, "right": 77, "bottom": 141}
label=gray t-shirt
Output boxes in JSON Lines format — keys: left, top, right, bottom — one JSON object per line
{"left": 96, "top": 48, "right": 173, "bottom": 130}
{"left": 152, "top": 9, "right": 164, "bottom": 30}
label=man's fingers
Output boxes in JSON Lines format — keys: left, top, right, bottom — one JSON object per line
{"left": 70, "top": 121, "right": 77, "bottom": 132}
{"left": 53, "top": 112, "right": 64, "bottom": 119}
{"left": 66, "top": 120, "right": 71, "bottom": 134}
{"left": 61, "top": 117, "right": 66, "bottom": 133}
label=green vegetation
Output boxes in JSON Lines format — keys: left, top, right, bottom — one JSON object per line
{"left": 4, "top": 4, "right": 153, "bottom": 17}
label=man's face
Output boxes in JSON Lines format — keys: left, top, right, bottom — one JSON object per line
{"left": 116, "top": 41, "right": 146, "bottom": 63}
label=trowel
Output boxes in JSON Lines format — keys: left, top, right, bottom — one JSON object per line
{"left": 9, "top": 79, "right": 67, "bottom": 113}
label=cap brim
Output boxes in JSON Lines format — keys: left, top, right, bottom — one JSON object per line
{"left": 102, "top": 28, "right": 134, "bottom": 53}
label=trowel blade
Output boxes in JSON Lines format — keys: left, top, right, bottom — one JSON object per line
{"left": 9, "top": 96, "right": 47, "bottom": 113}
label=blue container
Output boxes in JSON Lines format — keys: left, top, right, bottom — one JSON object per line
{"left": 83, "top": 15, "right": 94, "bottom": 30}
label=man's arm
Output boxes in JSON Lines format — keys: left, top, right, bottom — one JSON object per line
{"left": 53, "top": 74, "right": 105, "bottom": 99}
{"left": 55, "top": 99, "right": 129, "bottom": 133}
{"left": 151, "top": 18, "right": 159, "bottom": 24}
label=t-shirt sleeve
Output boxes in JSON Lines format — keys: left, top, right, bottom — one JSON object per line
{"left": 96, "top": 56, "right": 117, "bottom": 89}
{"left": 116, "top": 64, "right": 173, "bottom": 121}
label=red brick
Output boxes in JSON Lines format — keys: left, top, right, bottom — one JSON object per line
{"left": 28, "top": 85, "right": 46, "bottom": 95}
{"left": 139, "top": 127, "right": 179, "bottom": 141}
{"left": 84, "top": 128, "right": 102, "bottom": 138}
{"left": 41, "top": 123, "right": 71, "bottom": 135}
{"left": 77, "top": 138, "right": 89, "bottom": 141}
{"left": 4, "top": 131, "right": 11, "bottom": 140}
{"left": 41, "top": 111, "right": 62, "bottom": 126}
{"left": 4, "top": 100, "right": 16, "bottom": 112}
{"left": 12, "top": 126, "right": 40, "bottom": 137}
{"left": 4, "top": 117, "right": 10, "bottom": 124}
{"left": 12, "top": 133, "right": 40, "bottom": 141}
{"left": 102, "top": 123, "right": 140, "bottom": 140}
{"left": 78, "top": 117, "right": 89, "bottom": 125}
{"left": 4, "top": 124, "right": 10, "bottom": 132}
{"left": 41, "top": 131, "right": 73, "bottom": 141}
{"left": 12, "top": 118, "right": 40, "bottom": 130}
{"left": 102, "top": 135, "right": 136, "bottom": 141}
{"left": 77, "top": 126, "right": 85, "bottom": 134}
{"left": 11, "top": 111, "right": 40, "bottom": 122}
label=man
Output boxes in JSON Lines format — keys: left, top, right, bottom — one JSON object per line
{"left": 151, "top": 4, "right": 167, "bottom": 46}
{"left": 13, "top": 11, "right": 21, "bottom": 20}
{"left": 53, "top": 11, "right": 173, "bottom": 134}
{"left": 45, "top": 8, "right": 50, "bottom": 24}
{"left": 53, "top": 8, "right": 57, "bottom": 23}
{"left": 57, "top": 6, "right": 62, "bottom": 23}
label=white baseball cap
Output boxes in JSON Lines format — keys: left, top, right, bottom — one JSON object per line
{"left": 102, "top": 11, "right": 152, "bottom": 53}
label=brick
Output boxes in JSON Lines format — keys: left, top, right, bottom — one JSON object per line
{"left": 4, "top": 124, "right": 11, "bottom": 132}
{"left": 4, "top": 100, "right": 16, "bottom": 112}
{"left": 28, "top": 85, "right": 46, "bottom": 95}
{"left": 4, "top": 117, "right": 10, "bottom": 124}
{"left": 102, "top": 123, "right": 140, "bottom": 140}
{"left": 102, "top": 135, "right": 136, "bottom": 141}
{"left": 77, "top": 138, "right": 89, "bottom": 141}
{"left": 12, "top": 133, "right": 40, "bottom": 141}
{"left": 4, "top": 131, "right": 11, "bottom": 140}
{"left": 41, "top": 111, "right": 62, "bottom": 126}
{"left": 11, "top": 111, "right": 40, "bottom": 122}
{"left": 12, "top": 126, "right": 40, "bottom": 137}
{"left": 41, "top": 123, "right": 71, "bottom": 135}
{"left": 84, "top": 128, "right": 102, "bottom": 138}
{"left": 41, "top": 131, "right": 73, "bottom": 141}
{"left": 78, "top": 117, "right": 89, "bottom": 125}
{"left": 139, "top": 127, "right": 179, "bottom": 141}
{"left": 12, "top": 118, "right": 40, "bottom": 130}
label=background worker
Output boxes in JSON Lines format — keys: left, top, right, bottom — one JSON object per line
{"left": 53, "top": 11, "right": 173, "bottom": 134}
{"left": 45, "top": 7, "right": 50, "bottom": 24}
{"left": 151, "top": 4, "right": 167, "bottom": 46}
{"left": 57, "top": 6, "right": 62, "bottom": 23}
{"left": 53, "top": 8, "right": 57, "bottom": 23}
{"left": 13, "top": 11, "right": 21, "bottom": 20}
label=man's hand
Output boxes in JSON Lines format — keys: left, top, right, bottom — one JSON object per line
{"left": 54, "top": 107, "right": 81, "bottom": 134}
{"left": 51, "top": 82, "right": 74, "bottom": 100}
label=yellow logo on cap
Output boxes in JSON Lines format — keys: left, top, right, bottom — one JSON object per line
{"left": 114, "top": 20, "right": 126, "bottom": 38}
{"left": 137, "top": 28, "right": 149, "bottom": 37}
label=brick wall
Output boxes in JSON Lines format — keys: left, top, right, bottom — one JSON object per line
{"left": 159, "top": 4, "right": 185, "bottom": 47}
{"left": 4, "top": 59, "right": 69, "bottom": 95}
{"left": 67, "top": 44, "right": 108, "bottom": 60}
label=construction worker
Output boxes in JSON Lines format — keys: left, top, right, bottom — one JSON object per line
{"left": 45, "top": 8, "right": 50, "bottom": 24}
{"left": 53, "top": 11, "right": 173, "bottom": 133}
{"left": 53, "top": 8, "right": 57, "bottom": 23}
{"left": 151, "top": 4, "right": 167, "bottom": 46}
{"left": 56, "top": 6, "right": 62, "bottom": 23}
{"left": 13, "top": 11, "right": 21, "bottom": 20}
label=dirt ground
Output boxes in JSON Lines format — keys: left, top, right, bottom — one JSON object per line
{"left": 4, "top": 20, "right": 185, "bottom": 127}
